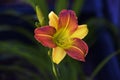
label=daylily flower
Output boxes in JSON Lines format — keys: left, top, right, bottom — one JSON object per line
{"left": 34, "top": 10, "right": 88, "bottom": 64}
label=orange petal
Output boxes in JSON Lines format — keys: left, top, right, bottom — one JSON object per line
{"left": 58, "top": 10, "right": 78, "bottom": 34}
{"left": 34, "top": 26, "right": 57, "bottom": 48}
{"left": 65, "top": 38, "right": 88, "bottom": 62}
{"left": 71, "top": 24, "right": 88, "bottom": 39}
{"left": 48, "top": 11, "right": 58, "bottom": 30}
{"left": 52, "top": 47, "right": 66, "bottom": 64}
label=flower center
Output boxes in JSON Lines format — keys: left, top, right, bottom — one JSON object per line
{"left": 53, "top": 28, "right": 72, "bottom": 49}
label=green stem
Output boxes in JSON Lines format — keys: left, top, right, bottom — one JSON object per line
{"left": 48, "top": 49, "right": 60, "bottom": 80}
{"left": 52, "top": 61, "right": 59, "bottom": 80}
{"left": 89, "top": 50, "right": 120, "bottom": 80}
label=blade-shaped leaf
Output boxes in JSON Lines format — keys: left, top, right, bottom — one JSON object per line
{"left": 72, "top": 0, "right": 84, "bottom": 15}
{"left": 55, "top": 0, "right": 68, "bottom": 14}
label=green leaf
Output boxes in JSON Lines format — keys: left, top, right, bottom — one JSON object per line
{"left": 0, "top": 41, "right": 52, "bottom": 80}
{"left": 22, "top": 0, "right": 49, "bottom": 23}
{"left": 86, "top": 18, "right": 120, "bottom": 47}
{"left": 72, "top": 0, "right": 84, "bottom": 15}
{"left": 55, "top": 0, "right": 68, "bottom": 14}
{"left": 57, "top": 57, "right": 86, "bottom": 80}
{"left": 0, "top": 65, "right": 40, "bottom": 80}
{"left": 89, "top": 50, "right": 120, "bottom": 80}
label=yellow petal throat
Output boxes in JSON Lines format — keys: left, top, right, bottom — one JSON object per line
{"left": 71, "top": 24, "right": 88, "bottom": 39}
{"left": 52, "top": 47, "right": 66, "bottom": 64}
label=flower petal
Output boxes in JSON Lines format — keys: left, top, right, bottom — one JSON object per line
{"left": 34, "top": 26, "right": 57, "bottom": 48}
{"left": 48, "top": 11, "right": 58, "bottom": 30}
{"left": 71, "top": 24, "right": 88, "bottom": 39}
{"left": 65, "top": 38, "right": 88, "bottom": 62}
{"left": 52, "top": 47, "right": 66, "bottom": 64}
{"left": 58, "top": 10, "right": 78, "bottom": 34}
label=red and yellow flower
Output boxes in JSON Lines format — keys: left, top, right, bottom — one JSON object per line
{"left": 34, "top": 10, "right": 88, "bottom": 64}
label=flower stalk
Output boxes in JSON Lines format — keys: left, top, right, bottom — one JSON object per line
{"left": 48, "top": 49, "right": 60, "bottom": 80}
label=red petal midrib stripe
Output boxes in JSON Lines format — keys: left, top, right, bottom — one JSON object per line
{"left": 71, "top": 46, "right": 84, "bottom": 55}
{"left": 36, "top": 34, "right": 53, "bottom": 38}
